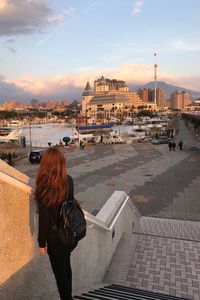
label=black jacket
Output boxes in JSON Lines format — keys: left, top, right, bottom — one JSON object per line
{"left": 37, "top": 175, "right": 74, "bottom": 249}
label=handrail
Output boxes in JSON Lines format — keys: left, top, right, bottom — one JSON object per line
{"left": 127, "top": 197, "right": 142, "bottom": 218}
{"left": 83, "top": 211, "right": 109, "bottom": 231}
{"left": 84, "top": 195, "right": 141, "bottom": 232}
{"left": 108, "top": 196, "right": 140, "bottom": 230}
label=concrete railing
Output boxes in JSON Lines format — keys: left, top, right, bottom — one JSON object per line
{"left": 0, "top": 167, "right": 141, "bottom": 299}
{"left": 0, "top": 159, "right": 34, "bottom": 187}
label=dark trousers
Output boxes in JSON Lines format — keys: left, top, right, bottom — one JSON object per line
{"left": 48, "top": 246, "right": 72, "bottom": 300}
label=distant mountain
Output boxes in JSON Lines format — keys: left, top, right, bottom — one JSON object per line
{"left": 130, "top": 81, "right": 200, "bottom": 100}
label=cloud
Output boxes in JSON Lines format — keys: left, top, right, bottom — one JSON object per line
{"left": 169, "top": 39, "right": 200, "bottom": 51}
{"left": 0, "top": 0, "right": 62, "bottom": 36}
{"left": 0, "top": 74, "right": 31, "bottom": 102}
{"left": 6, "top": 45, "right": 16, "bottom": 54}
{"left": 63, "top": 7, "right": 74, "bottom": 16}
{"left": 48, "top": 15, "right": 63, "bottom": 25}
{"left": 5, "top": 38, "right": 17, "bottom": 54}
{"left": 132, "top": 0, "right": 144, "bottom": 15}
{"left": 1, "top": 65, "right": 200, "bottom": 103}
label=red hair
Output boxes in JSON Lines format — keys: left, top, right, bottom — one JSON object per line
{"left": 35, "top": 147, "right": 67, "bottom": 207}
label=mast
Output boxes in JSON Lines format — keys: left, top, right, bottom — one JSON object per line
{"left": 154, "top": 53, "right": 157, "bottom": 104}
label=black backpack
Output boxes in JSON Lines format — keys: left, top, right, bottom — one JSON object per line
{"left": 50, "top": 179, "right": 87, "bottom": 250}
{"left": 56, "top": 199, "right": 86, "bottom": 249}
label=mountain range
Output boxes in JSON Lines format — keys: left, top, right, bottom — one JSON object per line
{"left": 130, "top": 81, "right": 200, "bottom": 100}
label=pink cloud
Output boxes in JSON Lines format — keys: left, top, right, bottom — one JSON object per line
{"left": 1, "top": 64, "right": 199, "bottom": 102}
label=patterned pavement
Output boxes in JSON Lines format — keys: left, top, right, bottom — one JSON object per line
{"left": 105, "top": 216, "right": 200, "bottom": 300}
{"left": 139, "top": 217, "right": 200, "bottom": 241}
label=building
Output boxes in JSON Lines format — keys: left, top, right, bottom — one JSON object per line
{"left": 94, "top": 76, "right": 129, "bottom": 93}
{"left": 82, "top": 82, "right": 94, "bottom": 116}
{"left": 87, "top": 93, "right": 131, "bottom": 120}
{"left": 151, "top": 88, "right": 166, "bottom": 108}
{"left": 44, "top": 100, "right": 70, "bottom": 110}
{"left": 82, "top": 76, "right": 154, "bottom": 120}
{"left": 31, "top": 99, "right": 39, "bottom": 109}
{"left": 2, "top": 100, "right": 20, "bottom": 110}
{"left": 171, "top": 91, "right": 190, "bottom": 110}
{"left": 137, "top": 88, "right": 151, "bottom": 102}
{"left": 185, "top": 99, "right": 200, "bottom": 111}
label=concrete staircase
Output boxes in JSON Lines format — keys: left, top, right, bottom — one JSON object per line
{"left": 74, "top": 284, "right": 189, "bottom": 299}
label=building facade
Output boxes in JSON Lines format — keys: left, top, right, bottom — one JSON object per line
{"left": 152, "top": 88, "right": 166, "bottom": 108}
{"left": 82, "top": 76, "right": 156, "bottom": 120}
{"left": 171, "top": 91, "right": 190, "bottom": 110}
{"left": 137, "top": 88, "right": 151, "bottom": 102}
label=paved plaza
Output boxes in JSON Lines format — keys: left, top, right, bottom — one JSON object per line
{"left": 15, "top": 118, "right": 200, "bottom": 220}
{"left": 14, "top": 118, "right": 200, "bottom": 299}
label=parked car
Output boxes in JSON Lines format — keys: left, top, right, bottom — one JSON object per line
{"left": 29, "top": 149, "right": 44, "bottom": 163}
{"left": 103, "top": 135, "right": 124, "bottom": 144}
{"left": 151, "top": 136, "right": 171, "bottom": 145}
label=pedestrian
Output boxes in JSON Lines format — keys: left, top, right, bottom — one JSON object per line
{"left": 172, "top": 141, "right": 176, "bottom": 151}
{"left": 80, "top": 140, "right": 84, "bottom": 150}
{"left": 59, "top": 139, "right": 63, "bottom": 147}
{"left": 7, "top": 152, "right": 13, "bottom": 166}
{"left": 35, "top": 147, "right": 75, "bottom": 300}
{"left": 168, "top": 141, "right": 172, "bottom": 151}
{"left": 178, "top": 139, "right": 183, "bottom": 150}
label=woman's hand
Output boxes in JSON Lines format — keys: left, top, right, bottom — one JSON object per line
{"left": 39, "top": 247, "right": 46, "bottom": 255}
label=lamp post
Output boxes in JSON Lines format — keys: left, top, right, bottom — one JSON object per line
{"left": 29, "top": 122, "right": 32, "bottom": 152}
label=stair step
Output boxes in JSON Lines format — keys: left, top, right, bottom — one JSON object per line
{"left": 74, "top": 284, "right": 189, "bottom": 300}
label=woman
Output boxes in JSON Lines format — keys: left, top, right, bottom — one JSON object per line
{"left": 35, "top": 147, "right": 74, "bottom": 300}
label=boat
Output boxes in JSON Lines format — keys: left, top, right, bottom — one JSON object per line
{"left": 72, "top": 123, "right": 114, "bottom": 143}
{"left": 0, "top": 127, "right": 22, "bottom": 143}
{"left": 77, "top": 123, "right": 113, "bottom": 133}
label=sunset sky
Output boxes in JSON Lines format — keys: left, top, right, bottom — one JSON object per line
{"left": 0, "top": 0, "right": 200, "bottom": 102}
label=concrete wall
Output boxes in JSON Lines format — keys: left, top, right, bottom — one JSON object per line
{"left": 72, "top": 191, "right": 140, "bottom": 293}
{"left": 0, "top": 166, "right": 141, "bottom": 299}
{"left": 0, "top": 159, "right": 34, "bottom": 187}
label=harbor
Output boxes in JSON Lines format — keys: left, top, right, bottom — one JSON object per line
{"left": 0, "top": 113, "right": 173, "bottom": 149}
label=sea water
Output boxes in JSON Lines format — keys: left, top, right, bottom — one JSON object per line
{"left": 22, "top": 124, "right": 75, "bottom": 148}
{"left": 21, "top": 123, "right": 130, "bottom": 148}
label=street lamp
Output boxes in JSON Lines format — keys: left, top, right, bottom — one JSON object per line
{"left": 29, "top": 122, "right": 32, "bottom": 152}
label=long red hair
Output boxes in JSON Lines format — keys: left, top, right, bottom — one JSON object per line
{"left": 35, "top": 147, "right": 67, "bottom": 207}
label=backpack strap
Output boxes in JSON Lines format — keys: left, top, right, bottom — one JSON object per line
{"left": 66, "top": 175, "right": 74, "bottom": 201}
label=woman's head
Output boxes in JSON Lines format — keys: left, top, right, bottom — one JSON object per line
{"left": 35, "top": 147, "right": 67, "bottom": 206}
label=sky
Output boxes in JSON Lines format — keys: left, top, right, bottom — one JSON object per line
{"left": 0, "top": 0, "right": 200, "bottom": 102}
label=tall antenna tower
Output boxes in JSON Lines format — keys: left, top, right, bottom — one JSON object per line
{"left": 154, "top": 53, "right": 157, "bottom": 104}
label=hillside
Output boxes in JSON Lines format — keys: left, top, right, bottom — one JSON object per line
{"left": 130, "top": 81, "right": 200, "bottom": 100}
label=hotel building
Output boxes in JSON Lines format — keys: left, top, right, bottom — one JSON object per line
{"left": 82, "top": 76, "right": 157, "bottom": 120}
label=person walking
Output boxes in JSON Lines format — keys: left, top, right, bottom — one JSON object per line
{"left": 168, "top": 141, "right": 172, "bottom": 151}
{"left": 172, "top": 141, "right": 176, "bottom": 151}
{"left": 35, "top": 147, "right": 75, "bottom": 300}
{"left": 59, "top": 139, "right": 63, "bottom": 147}
{"left": 178, "top": 139, "right": 183, "bottom": 150}
{"left": 7, "top": 152, "right": 13, "bottom": 166}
